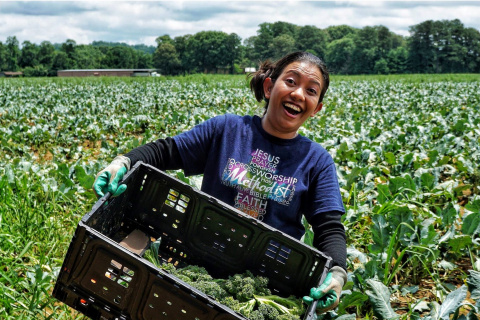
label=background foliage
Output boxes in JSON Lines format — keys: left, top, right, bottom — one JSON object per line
{"left": 1, "top": 18, "right": 479, "bottom": 76}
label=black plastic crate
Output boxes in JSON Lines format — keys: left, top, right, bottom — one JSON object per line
{"left": 53, "top": 162, "right": 332, "bottom": 320}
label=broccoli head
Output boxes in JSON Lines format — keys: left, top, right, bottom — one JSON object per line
{"left": 257, "top": 303, "right": 280, "bottom": 320}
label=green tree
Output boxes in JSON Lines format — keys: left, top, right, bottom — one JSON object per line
{"left": 325, "top": 25, "right": 357, "bottom": 41}
{"left": 373, "top": 58, "right": 389, "bottom": 74}
{"left": 296, "top": 25, "right": 329, "bottom": 59}
{"left": 386, "top": 47, "right": 408, "bottom": 74}
{"left": 224, "top": 33, "right": 242, "bottom": 73}
{"left": 5, "top": 36, "right": 20, "bottom": 71}
{"left": 271, "top": 34, "right": 296, "bottom": 60}
{"left": 75, "top": 45, "right": 104, "bottom": 69}
{"left": 18, "top": 41, "right": 39, "bottom": 68}
{"left": 153, "top": 42, "right": 181, "bottom": 75}
{"left": 185, "top": 31, "right": 239, "bottom": 73}
{"left": 464, "top": 27, "right": 480, "bottom": 72}
{"left": 350, "top": 25, "right": 402, "bottom": 74}
{"left": 252, "top": 23, "right": 275, "bottom": 60}
{"left": 173, "top": 34, "right": 192, "bottom": 74}
{"left": 60, "top": 39, "right": 77, "bottom": 69}
{"left": 326, "top": 36, "right": 355, "bottom": 74}
{"left": 156, "top": 34, "right": 174, "bottom": 45}
{"left": 243, "top": 36, "right": 258, "bottom": 66}
{"left": 252, "top": 21, "right": 299, "bottom": 60}
{"left": 137, "top": 51, "right": 153, "bottom": 69}
{"left": 104, "top": 46, "right": 137, "bottom": 68}
{"left": 37, "top": 41, "right": 55, "bottom": 69}
{"left": 0, "top": 41, "right": 7, "bottom": 70}
{"left": 52, "top": 51, "right": 69, "bottom": 71}
{"left": 408, "top": 20, "right": 438, "bottom": 73}
{"left": 350, "top": 26, "right": 379, "bottom": 74}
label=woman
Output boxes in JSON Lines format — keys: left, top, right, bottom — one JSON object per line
{"left": 93, "top": 51, "right": 347, "bottom": 314}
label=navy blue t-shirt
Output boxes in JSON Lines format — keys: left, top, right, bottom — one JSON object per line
{"left": 173, "top": 114, "right": 345, "bottom": 240}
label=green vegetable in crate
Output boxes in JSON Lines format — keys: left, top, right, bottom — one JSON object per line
{"left": 144, "top": 244, "right": 305, "bottom": 320}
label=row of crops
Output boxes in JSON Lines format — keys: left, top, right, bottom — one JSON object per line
{"left": 0, "top": 74, "right": 479, "bottom": 319}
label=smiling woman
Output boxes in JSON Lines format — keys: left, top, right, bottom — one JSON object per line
{"left": 93, "top": 51, "right": 347, "bottom": 316}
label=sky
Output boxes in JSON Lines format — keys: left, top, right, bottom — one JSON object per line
{"left": 1, "top": 1, "right": 480, "bottom": 47}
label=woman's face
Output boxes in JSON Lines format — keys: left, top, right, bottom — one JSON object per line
{"left": 262, "top": 61, "right": 324, "bottom": 139}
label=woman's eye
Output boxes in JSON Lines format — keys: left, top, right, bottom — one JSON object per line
{"left": 308, "top": 88, "right": 318, "bottom": 95}
{"left": 286, "top": 79, "right": 295, "bottom": 84}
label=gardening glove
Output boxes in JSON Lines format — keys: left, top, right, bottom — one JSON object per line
{"left": 303, "top": 266, "right": 347, "bottom": 314}
{"left": 93, "top": 155, "right": 131, "bottom": 198}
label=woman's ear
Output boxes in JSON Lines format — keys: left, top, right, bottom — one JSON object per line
{"left": 311, "top": 103, "right": 323, "bottom": 117}
{"left": 263, "top": 77, "right": 273, "bottom": 99}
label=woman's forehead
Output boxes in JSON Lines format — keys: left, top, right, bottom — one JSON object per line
{"left": 282, "top": 61, "right": 323, "bottom": 86}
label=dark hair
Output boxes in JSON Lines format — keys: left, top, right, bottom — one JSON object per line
{"left": 248, "top": 51, "right": 330, "bottom": 111}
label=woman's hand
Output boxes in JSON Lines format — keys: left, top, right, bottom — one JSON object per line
{"left": 303, "top": 266, "right": 347, "bottom": 314}
{"left": 93, "top": 155, "right": 131, "bottom": 198}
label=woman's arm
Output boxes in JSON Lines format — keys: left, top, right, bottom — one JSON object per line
{"left": 124, "top": 137, "right": 183, "bottom": 171}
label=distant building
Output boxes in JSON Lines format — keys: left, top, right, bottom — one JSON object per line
{"left": 244, "top": 67, "right": 256, "bottom": 73}
{"left": 0, "top": 71, "right": 23, "bottom": 77}
{"left": 57, "top": 69, "right": 158, "bottom": 77}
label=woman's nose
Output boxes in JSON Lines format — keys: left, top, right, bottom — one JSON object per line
{"left": 291, "top": 87, "right": 305, "bottom": 101}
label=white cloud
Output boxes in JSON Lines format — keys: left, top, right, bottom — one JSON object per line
{"left": 0, "top": 1, "right": 479, "bottom": 46}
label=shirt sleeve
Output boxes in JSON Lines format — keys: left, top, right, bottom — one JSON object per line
{"left": 310, "top": 211, "right": 347, "bottom": 271}
{"left": 172, "top": 115, "right": 225, "bottom": 176}
{"left": 124, "top": 137, "right": 183, "bottom": 171}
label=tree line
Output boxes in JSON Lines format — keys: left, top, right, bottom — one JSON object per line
{"left": 0, "top": 18, "right": 479, "bottom": 76}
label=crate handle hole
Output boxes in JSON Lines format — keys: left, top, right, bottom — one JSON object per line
{"left": 110, "top": 260, "right": 121, "bottom": 269}
{"left": 103, "top": 286, "right": 109, "bottom": 291}
{"left": 91, "top": 278, "right": 97, "bottom": 284}
{"left": 149, "top": 304, "right": 154, "bottom": 308}
{"left": 154, "top": 293, "right": 159, "bottom": 298}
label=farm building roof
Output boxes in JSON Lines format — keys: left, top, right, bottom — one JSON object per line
{"left": 0, "top": 71, "right": 24, "bottom": 77}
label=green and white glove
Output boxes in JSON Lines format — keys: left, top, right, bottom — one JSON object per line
{"left": 303, "top": 266, "right": 347, "bottom": 314}
{"left": 93, "top": 155, "right": 131, "bottom": 198}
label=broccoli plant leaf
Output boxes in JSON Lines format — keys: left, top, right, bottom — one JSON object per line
{"left": 466, "top": 199, "right": 480, "bottom": 214}
{"left": 365, "top": 279, "right": 399, "bottom": 320}
{"left": 438, "top": 285, "right": 467, "bottom": 320}
{"left": 336, "top": 291, "right": 368, "bottom": 315}
{"left": 461, "top": 213, "right": 480, "bottom": 236}
{"left": 369, "top": 214, "right": 390, "bottom": 254}
{"left": 448, "top": 235, "right": 473, "bottom": 252}
{"left": 467, "top": 270, "right": 480, "bottom": 300}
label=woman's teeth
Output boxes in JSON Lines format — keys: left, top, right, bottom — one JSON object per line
{"left": 283, "top": 103, "right": 301, "bottom": 115}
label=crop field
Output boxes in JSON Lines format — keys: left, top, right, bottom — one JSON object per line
{"left": 0, "top": 74, "right": 479, "bottom": 319}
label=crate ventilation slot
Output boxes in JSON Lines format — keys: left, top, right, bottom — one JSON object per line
{"left": 104, "top": 260, "right": 135, "bottom": 289}
{"left": 140, "top": 174, "right": 148, "bottom": 191}
{"left": 147, "top": 293, "right": 190, "bottom": 316}
{"left": 265, "top": 240, "right": 291, "bottom": 265}
{"left": 165, "top": 189, "right": 190, "bottom": 213}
